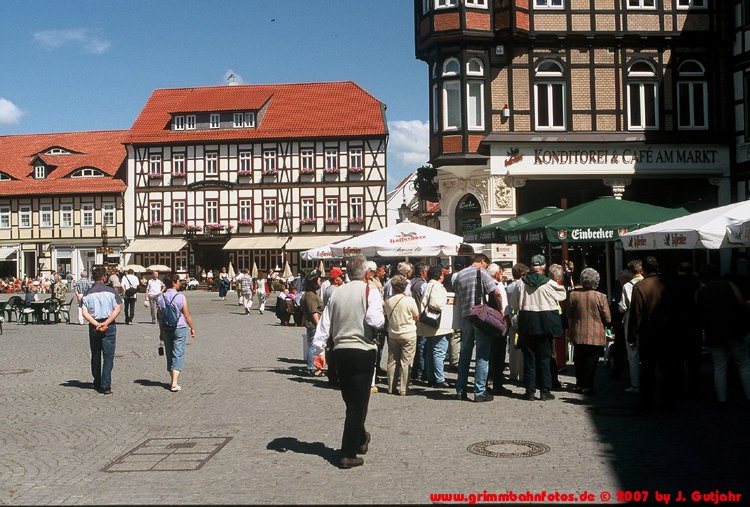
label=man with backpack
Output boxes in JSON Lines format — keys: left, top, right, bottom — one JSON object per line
{"left": 157, "top": 274, "right": 196, "bottom": 392}
{"left": 120, "top": 269, "right": 140, "bottom": 325}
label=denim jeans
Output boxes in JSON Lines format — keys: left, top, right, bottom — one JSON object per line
{"left": 456, "top": 317, "right": 493, "bottom": 396}
{"left": 163, "top": 326, "right": 188, "bottom": 372}
{"left": 124, "top": 297, "right": 136, "bottom": 324}
{"left": 522, "top": 334, "right": 552, "bottom": 394}
{"left": 305, "top": 327, "right": 316, "bottom": 371}
{"left": 89, "top": 323, "right": 116, "bottom": 389}
{"left": 707, "top": 335, "right": 750, "bottom": 402}
{"left": 424, "top": 334, "right": 450, "bottom": 384}
{"left": 411, "top": 336, "right": 427, "bottom": 380}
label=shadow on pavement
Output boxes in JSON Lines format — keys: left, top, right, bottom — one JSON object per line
{"left": 266, "top": 437, "right": 338, "bottom": 466}
{"left": 133, "top": 379, "right": 171, "bottom": 390}
{"left": 60, "top": 379, "right": 97, "bottom": 390}
{"left": 276, "top": 357, "right": 306, "bottom": 365}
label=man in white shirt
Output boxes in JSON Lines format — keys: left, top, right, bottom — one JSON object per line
{"left": 146, "top": 271, "right": 165, "bottom": 324}
{"left": 120, "top": 269, "right": 140, "bottom": 325}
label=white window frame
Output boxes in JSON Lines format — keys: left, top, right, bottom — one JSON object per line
{"left": 239, "top": 151, "right": 252, "bottom": 173}
{"left": 627, "top": 61, "right": 659, "bottom": 131}
{"left": 432, "top": 84, "right": 439, "bottom": 134}
{"left": 467, "top": 82, "right": 485, "bottom": 130}
{"left": 205, "top": 152, "right": 218, "bottom": 176}
{"left": 239, "top": 199, "right": 252, "bottom": 223}
{"left": 300, "top": 148, "right": 314, "bottom": 171}
{"left": 0, "top": 206, "right": 10, "bottom": 229}
{"left": 40, "top": 204, "right": 53, "bottom": 228}
{"left": 534, "top": 82, "right": 566, "bottom": 130}
{"left": 422, "top": 0, "right": 431, "bottom": 14}
{"left": 301, "top": 198, "right": 315, "bottom": 221}
{"left": 676, "top": 0, "right": 705, "bottom": 8}
{"left": 349, "top": 148, "right": 363, "bottom": 169}
{"left": 442, "top": 81, "right": 462, "bottom": 130}
{"left": 81, "top": 203, "right": 94, "bottom": 228}
{"left": 172, "top": 153, "right": 185, "bottom": 175}
{"left": 34, "top": 165, "right": 46, "bottom": 179}
{"left": 149, "top": 154, "right": 162, "bottom": 176}
{"left": 263, "top": 198, "right": 277, "bottom": 222}
{"left": 627, "top": 0, "right": 656, "bottom": 9}
{"left": 442, "top": 58, "right": 460, "bottom": 77}
{"left": 173, "top": 115, "right": 185, "bottom": 130}
{"left": 263, "top": 150, "right": 276, "bottom": 172}
{"left": 209, "top": 113, "right": 221, "bottom": 129}
{"left": 0, "top": 173, "right": 10, "bottom": 181}
{"left": 466, "top": 58, "right": 484, "bottom": 76}
{"left": 233, "top": 113, "right": 244, "bottom": 128}
{"left": 19, "top": 205, "right": 31, "bottom": 228}
{"left": 61, "top": 204, "right": 73, "bottom": 228}
{"left": 149, "top": 202, "right": 162, "bottom": 225}
{"left": 244, "top": 112, "right": 255, "bottom": 127}
{"left": 72, "top": 168, "right": 104, "bottom": 178}
{"left": 349, "top": 196, "right": 364, "bottom": 220}
{"left": 205, "top": 200, "right": 219, "bottom": 225}
{"left": 435, "top": 0, "right": 457, "bottom": 8}
{"left": 677, "top": 81, "right": 708, "bottom": 130}
{"left": 173, "top": 201, "right": 186, "bottom": 225}
{"left": 325, "top": 197, "right": 339, "bottom": 221}
{"left": 103, "top": 202, "right": 116, "bottom": 227}
{"left": 534, "top": 0, "right": 564, "bottom": 8}
{"left": 186, "top": 115, "right": 196, "bottom": 130}
{"left": 465, "top": 0, "right": 488, "bottom": 7}
{"left": 325, "top": 148, "right": 338, "bottom": 170}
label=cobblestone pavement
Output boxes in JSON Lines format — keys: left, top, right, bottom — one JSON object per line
{"left": 1, "top": 291, "right": 748, "bottom": 505}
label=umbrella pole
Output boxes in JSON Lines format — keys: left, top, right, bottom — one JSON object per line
{"left": 605, "top": 241, "right": 613, "bottom": 301}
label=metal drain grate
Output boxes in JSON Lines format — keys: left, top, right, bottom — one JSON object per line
{"left": 238, "top": 366, "right": 276, "bottom": 373}
{"left": 467, "top": 440, "right": 550, "bottom": 458}
{"left": 0, "top": 369, "right": 32, "bottom": 375}
{"left": 102, "top": 437, "right": 231, "bottom": 472}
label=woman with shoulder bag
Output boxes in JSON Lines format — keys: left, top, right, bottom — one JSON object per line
{"left": 417, "top": 265, "right": 453, "bottom": 388}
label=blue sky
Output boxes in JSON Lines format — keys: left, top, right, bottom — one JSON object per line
{"left": 0, "top": 0, "right": 429, "bottom": 190}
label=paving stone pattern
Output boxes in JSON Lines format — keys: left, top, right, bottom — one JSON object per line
{"left": 0, "top": 292, "right": 748, "bottom": 504}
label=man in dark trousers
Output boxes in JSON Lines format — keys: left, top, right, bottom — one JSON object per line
{"left": 81, "top": 266, "right": 122, "bottom": 395}
{"left": 628, "top": 255, "right": 669, "bottom": 413}
{"left": 313, "top": 255, "right": 384, "bottom": 469}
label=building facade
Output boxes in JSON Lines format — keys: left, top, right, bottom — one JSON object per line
{"left": 124, "top": 81, "right": 388, "bottom": 276}
{"left": 415, "top": 0, "right": 733, "bottom": 265}
{"left": 0, "top": 131, "right": 127, "bottom": 279}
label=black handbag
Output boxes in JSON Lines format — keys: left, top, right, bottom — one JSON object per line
{"left": 468, "top": 268, "right": 508, "bottom": 335}
{"left": 419, "top": 284, "right": 441, "bottom": 328}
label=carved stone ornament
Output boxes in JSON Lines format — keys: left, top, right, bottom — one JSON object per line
{"left": 493, "top": 176, "right": 513, "bottom": 209}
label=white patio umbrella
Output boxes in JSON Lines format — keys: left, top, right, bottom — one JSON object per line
{"left": 227, "top": 261, "right": 236, "bottom": 279}
{"left": 329, "top": 221, "right": 465, "bottom": 258}
{"left": 281, "top": 260, "right": 293, "bottom": 281}
{"left": 317, "top": 260, "right": 325, "bottom": 277}
{"left": 621, "top": 200, "right": 750, "bottom": 250}
{"left": 146, "top": 264, "right": 172, "bottom": 272}
{"left": 121, "top": 264, "right": 146, "bottom": 272}
{"left": 251, "top": 261, "right": 258, "bottom": 279}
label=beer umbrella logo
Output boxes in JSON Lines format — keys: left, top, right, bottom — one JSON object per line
{"left": 556, "top": 229, "right": 568, "bottom": 240}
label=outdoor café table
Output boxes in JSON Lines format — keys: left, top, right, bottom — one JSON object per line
{"left": 25, "top": 301, "right": 48, "bottom": 324}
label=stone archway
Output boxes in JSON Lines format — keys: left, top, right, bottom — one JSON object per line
{"left": 455, "top": 193, "right": 482, "bottom": 236}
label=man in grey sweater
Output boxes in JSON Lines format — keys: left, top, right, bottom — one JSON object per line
{"left": 313, "top": 255, "right": 385, "bottom": 469}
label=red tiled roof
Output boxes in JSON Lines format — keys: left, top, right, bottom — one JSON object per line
{"left": 0, "top": 130, "right": 127, "bottom": 197}
{"left": 129, "top": 81, "right": 387, "bottom": 144}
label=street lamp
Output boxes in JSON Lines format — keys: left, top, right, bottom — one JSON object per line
{"left": 398, "top": 199, "right": 411, "bottom": 223}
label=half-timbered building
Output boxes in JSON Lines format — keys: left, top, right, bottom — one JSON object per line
{"left": 124, "top": 81, "right": 387, "bottom": 276}
{"left": 0, "top": 131, "right": 127, "bottom": 278}
{"left": 415, "top": 0, "right": 733, "bottom": 265}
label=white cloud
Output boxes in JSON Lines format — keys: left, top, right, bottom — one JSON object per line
{"left": 223, "top": 69, "right": 245, "bottom": 85}
{"left": 33, "top": 29, "right": 111, "bottom": 55}
{"left": 0, "top": 98, "right": 24, "bottom": 125}
{"left": 387, "top": 119, "right": 429, "bottom": 189}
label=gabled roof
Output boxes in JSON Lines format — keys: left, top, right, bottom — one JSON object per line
{"left": 129, "top": 81, "right": 387, "bottom": 144}
{"left": 0, "top": 130, "right": 127, "bottom": 197}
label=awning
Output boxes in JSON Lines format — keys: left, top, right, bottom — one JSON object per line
{"left": 0, "top": 246, "right": 18, "bottom": 260}
{"left": 123, "top": 238, "right": 187, "bottom": 253}
{"left": 286, "top": 235, "right": 351, "bottom": 250}
{"left": 223, "top": 236, "right": 289, "bottom": 250}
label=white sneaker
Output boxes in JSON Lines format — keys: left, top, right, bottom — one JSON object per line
{"left": 170, "top": 385, "right": 182, "bottom": 392}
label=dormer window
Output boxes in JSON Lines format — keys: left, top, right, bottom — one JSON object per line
{"left": 173, "top": 115, "right": 185, "bottom": 130}
{"left": 0, "top": 173, "right": 11, "bottom": 181}
{"left": 34, "top": 165, "right": 46, "bottom": 179}
{"left": 210, "top": 114, "right": 221, "bottom": 129}
{"left": 233, "top": 112, "right": 256, "bottom": 128}
{"left": 71, "top": 167, "right": 105, "bottom": 178}
{"left": 45, "top": 147, "right": 72, "bottom": 155}
{"left": 186, "top": 115, "right": 196, "bottom": 130}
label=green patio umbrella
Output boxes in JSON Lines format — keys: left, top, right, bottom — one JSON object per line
{"left": 463, "top": 207, "right": 564, "bottom": 243}
{"left": 500, "top": 197, "right": 687, "bottom": 245}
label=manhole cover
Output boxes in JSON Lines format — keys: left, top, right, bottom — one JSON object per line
{"left": 0, "top": 369, "right": 32, "bottom": 375}
{"left": 589, "top": 407, "right": 637, "bottom": 418}
{"left": 467, "top": 440, "right": 550, "bottom": 458}
{"left": 238, "top": 367, "right": 275, "bottom": 373}
{"left": 102, "top": 437, "right": 232, "bottom": 472}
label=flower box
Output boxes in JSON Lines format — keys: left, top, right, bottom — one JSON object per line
{"left": 348, "top": 217, "right": 364, "bottom": 224}
{"left": 324, "top": 218, "right": 340, "bottom": 225}
{"left": 207, "top": 224, "right": 224, "bottom": 231}
{"left": 300, "top": 218, "right": 316, "bottom": 225}
{"left": 262, "top": 169, "right": 278, "bottom": 176}
{"left": 237, "top": 170, "right": 253, "bottom": 176}
{"left": 348, "top": 167, "right": 364, "bottom": 174}
{"left": 299, "top": 167, "right": 315, "bottom": 175}
{"left": 172, "top": 172, "right": 186, "bottom": 178}
{"left": 323, "top": 167, "right": 339, "bottom": 174}
{"left": 149, "top": 221, "right": 163, "bottom": 227}
{"left": 263, "top": 219, "right": 278, "bottom": 226}
{"left": 172, "top": 222, "right": 186, "bottom": 228}
{"left": 185, "top": 225, "right": 203, "bottom": 233}
{"left": 238, "top": 219, "right": 253, "bottom": 225}
{"left": 148, "top": 173, "right": 163, "bottom": 179}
